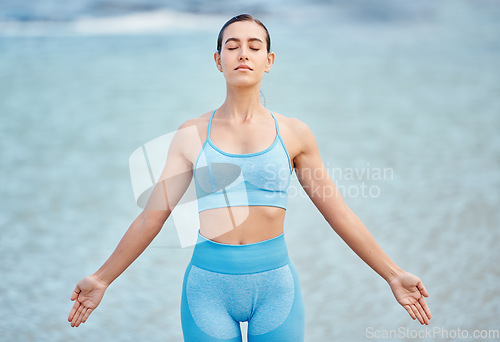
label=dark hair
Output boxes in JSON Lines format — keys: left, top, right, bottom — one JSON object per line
{"left": 216, "top": 14, "right": 271, "bottom": 53}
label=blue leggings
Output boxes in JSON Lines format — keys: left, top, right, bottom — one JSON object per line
{"left": 181, "top": 231, "right": 305, "bottom": 341}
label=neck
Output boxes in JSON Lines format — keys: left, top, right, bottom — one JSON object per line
{"left": 219, "top": 82, "right": 266, "bottom": 121}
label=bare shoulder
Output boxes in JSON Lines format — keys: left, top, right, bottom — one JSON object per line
{"left": 172, "top": 111, "right": 213, "bottom": 165}
{"left": 272, "top": 111, "right": 313, "bottom": 135}
{"left": 176, "top": 111, "right": 211, "bottom": 131}
{"left": 271, "top": 111, "right": 317, "bottom": 157}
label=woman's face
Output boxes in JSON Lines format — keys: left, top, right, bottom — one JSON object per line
{"left": 215, "top": 20, "right": 275, "bottom": 87}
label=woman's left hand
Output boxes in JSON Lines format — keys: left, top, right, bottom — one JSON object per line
{"left": 388, "top": 271, "right": 431, "bottom": 325}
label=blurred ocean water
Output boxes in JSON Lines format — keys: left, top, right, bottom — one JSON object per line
{"left": 1, "top": 0, "right": 499, "bottom": 341}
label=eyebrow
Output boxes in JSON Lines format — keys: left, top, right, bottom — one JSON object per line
{"left": 224, "top": 37, "right": 264, "bottom": 45}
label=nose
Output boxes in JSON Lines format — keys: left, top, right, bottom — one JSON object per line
{"left": 239, "top": 47, "right": 249, "bottom": 60}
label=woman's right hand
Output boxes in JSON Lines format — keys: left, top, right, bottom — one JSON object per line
{"left": 68, "top": 275, "right": 108, "bottom": 327}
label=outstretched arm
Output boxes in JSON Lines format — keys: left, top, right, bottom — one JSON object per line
{"left": 68, "top": 120, "right": 196, "bottom": 327}
{"left": 291, "top": 118, "right": 431, "bottom": 325}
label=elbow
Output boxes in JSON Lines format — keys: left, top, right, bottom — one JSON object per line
{"left": 326, "top": 203, "right": 357, "bottom": 233}
{"left": 139, "top": 209, "right": 170, "bottom": 234}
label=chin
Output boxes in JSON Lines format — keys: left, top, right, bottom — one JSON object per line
{"left": 227, "top": 77, "right": 260, "bottom": 88}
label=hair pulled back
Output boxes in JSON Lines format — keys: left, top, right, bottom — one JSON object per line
{"left": 216, "top": 14, "right": 271, "bottom": 53}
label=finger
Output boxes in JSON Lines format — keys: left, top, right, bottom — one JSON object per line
{"left": 411, "top": 304, "right": 424, "bottom": 325}
{"left": 71, "top": 286, "right": 81, "bottom": 301}
{"left": 415, "top": 302, "right": 429, "bottom": 325}
{"left": 419, "top": 296, "right": 432, "bottom": 320}
{"left": 75, "top": 307, "right": 88, "bottom": 327}
{"left": 75, "top": 308, "right": 88, "bottom": 327}
{"left": 71, "top": 304, "right": 85, "bottom": 327}
{"left": 417, "top": 281, "right": 429, "bottom": 297}
{"left": 70, "top": 305, "right": 82, "bottom": 327}
{"left": 404, "top": 305, "right": 416, "bottom": 320}
{"left": 80, "top": 308, "right": 91, "bottom": 326}
{"left": 68, "top": 300, "right": 81, "bottom": 322}
{"left": 82, "top": 308, "right": 93, "bottom": 323}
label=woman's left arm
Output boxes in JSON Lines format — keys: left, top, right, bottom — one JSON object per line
{"left": 291, "top": 118, "right": 431, "bottom": 325}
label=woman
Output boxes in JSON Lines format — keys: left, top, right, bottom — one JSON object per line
{"left": 68, "top": 14, "right": 431, "bottom": 341}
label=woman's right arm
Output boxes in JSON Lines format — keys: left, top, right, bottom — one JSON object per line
{"left": 68, "top": 120, "right": 197, "bottom": 327}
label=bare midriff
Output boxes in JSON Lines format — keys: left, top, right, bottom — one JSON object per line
{"left": 199, "top": 206, "right": 286, "bottom": 245}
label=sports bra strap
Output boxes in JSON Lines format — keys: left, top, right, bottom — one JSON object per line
{"left": 207, "top": 109, "right": 216, "bottom": 138}
{"left": 269, "top": 110, "right": 280, "bottom": 135}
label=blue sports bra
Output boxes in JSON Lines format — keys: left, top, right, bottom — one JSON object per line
{"left": 194, "top": 109, "right": 293, "bottom": 213}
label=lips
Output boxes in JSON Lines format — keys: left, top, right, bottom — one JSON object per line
{"left": 235, "top": 65, "right": 252, "bottom": 71}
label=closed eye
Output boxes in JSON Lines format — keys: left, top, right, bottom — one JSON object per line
{"left": 227, "top": 47, "right": 260, "bottom": 51}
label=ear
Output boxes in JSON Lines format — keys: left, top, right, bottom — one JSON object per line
{"left": 214, "top": 51, "right": 223, "bottom": 72}
{"left": 265, "top": 52, "right": 275, "bottom": 73}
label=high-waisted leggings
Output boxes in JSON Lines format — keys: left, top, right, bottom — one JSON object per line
{"left": 181, "top": 231, "right": 305, "bottom": 341}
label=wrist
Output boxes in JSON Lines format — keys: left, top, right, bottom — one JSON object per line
{"left": 383, "top": 265, "right": 405, "bottom": 284}
{"left": 91, "top": 271, "right": 112, "bottom": 288}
